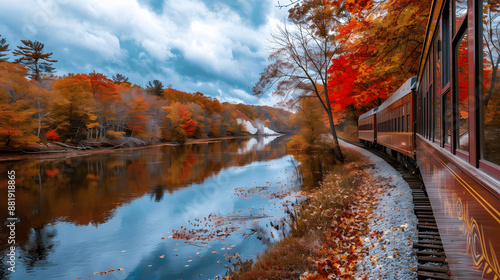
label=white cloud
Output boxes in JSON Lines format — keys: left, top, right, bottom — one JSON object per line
{"left": 217, "top": 89, "right": 244, "bottom": 104}
{"left": 0, "top": 0, "right": 290, "bottom": 106}
{"left": 231, "top": 88, "right": 258, "bottom": 101}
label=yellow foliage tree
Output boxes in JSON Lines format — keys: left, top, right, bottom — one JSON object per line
{"left": 0, "top": 62, "right": 42, "bottom": 147}
{"left": 50, "top": 74, "right": 96, "bottom": 142}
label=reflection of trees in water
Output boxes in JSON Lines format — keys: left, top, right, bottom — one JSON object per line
{"left": 149, "top": 185, "right": 165, "bottom": 202}
{"left": 291, "top": 150, "right": 336, "bottom": 190}
{"left": 0, "top": 223, "right": 60, "bottom": 277}
{"left": 21, "top": 225, "right": 57, "bottom": 271}
{"left": 0, "top": 136, "right": 291, "bottom": 264}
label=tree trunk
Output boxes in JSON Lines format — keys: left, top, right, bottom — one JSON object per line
{"left": 37, "top": 100, "right": 41, "bottom": 138}
{"left": 324, "top": 89, "right": 344, "bottom": 163}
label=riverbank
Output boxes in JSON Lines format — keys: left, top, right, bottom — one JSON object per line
{"left": 227, "top": 140, "right": 417, "bottom": 279}
{"left": 0, "top": 135, "right": 283, "bottom": 162}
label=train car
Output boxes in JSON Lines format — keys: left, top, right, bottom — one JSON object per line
{"left": 358, "top": 107, "right": 378, "bottom": 147}
{"left": 414, "top": 0, "right": 500, "bottom": 278}
{"left": 375, "top": 77, "right": 417, "bottom": 162}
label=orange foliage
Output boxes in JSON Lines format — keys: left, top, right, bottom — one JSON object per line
{"left": 127, "top": 94, "right": 150, "bottom": 136}
{"left": 0, "top": 62, "right": 40, "bottom": 146}
{"left": 329, "top": 0, "right": 430, "bottom": 115}
{"left": 87, "top": 71, "right": 121, "bottom": 106}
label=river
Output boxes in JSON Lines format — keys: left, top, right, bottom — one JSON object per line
{"left": 0, "top": 136, "right": 335, "bottom": 280}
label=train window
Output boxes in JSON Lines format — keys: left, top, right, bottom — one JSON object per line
{"left": 454, "top": 0, "right": 467, "bottom": 34}
{"left": 382, "top": 115, "right": 385, "bottom": 132}
{"left": 436, "top": 91, "right": 441, "bottom": 142}
{"left": 430, "top": 89, "right": 435, "bottom": 140}
{"left": 398, "top": 109, "right": 401, "bottom": 132}
{"left": 393, "top": 111, "right": 396, "bottom": 132}
{"left": 482, "top": 0, "right": 500, "bottom": 165}
{"left": 402, "top": 106, "right": 405, "bottom": 132}
{"left": 392, "top": 111, "right": 395, "bottom": 132}
{"left": 396, "top": 111, "right": 398, "bottom": 132}
{"left": 442, "top": 2, "right": 450, "bottom": 86}
{"left": 429, "top": 46, "right": 433, "bottom": 87}
{"left": 426, "top": 94, "right": 431, "bottom": 139}
{"left": 457, "top": 32, "right": 469, "bottom": 152}
{"left": 396, "top": 107, "right": 401, "bottom": 132}
{"left": 407, "top": 104, "right": 410, "bottom": 132}
{"left": 435, "top": 25, "right": 442, "bottom": 142}
{"left": 444, "top": 91, "right": 452, "bottom": 145}
{"left": 424, "top": 96, "right": 428, "bottom": 137}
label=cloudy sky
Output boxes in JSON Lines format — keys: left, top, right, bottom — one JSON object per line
{"left": 0, "top": 0, "right": 290, "bottom": 105}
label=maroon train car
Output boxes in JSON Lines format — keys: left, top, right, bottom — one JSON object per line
{"left": 375, "top": 77, "right": 417, "bottom": 162}
{"left": 358, "top": 0, "right": 500, "bottom": 278}
{"left": 415, "top": 0, "right": 500, "bottom": 278}
{"left": 358, "top": 107, "right": 378, "bottom": 147}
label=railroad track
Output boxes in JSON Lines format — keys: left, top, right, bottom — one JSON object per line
{"left": 339, "top": 138, "right": 452, "bottom": 280}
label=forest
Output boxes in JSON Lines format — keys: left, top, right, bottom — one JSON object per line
{"left": 0, "top": 39, "right": 293, "bottom": 151}
{"left": 0, "top": 0, "right": 434, "bottom": 154}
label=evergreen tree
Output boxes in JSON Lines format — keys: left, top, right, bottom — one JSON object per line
{"left": 146, "top": 80, "right": 165, "bottom": 97}
{"left": 112, "top": 73, "right": 131, "bottom": 85}
{"left": 0, "top": 35, "right": 9, "bottom": 62}
{"left": 13, "top": 40, "right": 57, "bottom": 81}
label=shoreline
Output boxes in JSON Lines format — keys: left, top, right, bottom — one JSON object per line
{"left": 0, "top": 134, "right": 285, "bottom": 162}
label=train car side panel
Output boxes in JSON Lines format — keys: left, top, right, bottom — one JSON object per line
{"left": 358, "top": 108, "right": 377, "bottom": 144}
{"left": 376, "top": 89, "right": 415, "bottom": 158}
{"left": 358, "top": 115, "right": 376, "bottom": 143}
{"left": 417, "top": 135, "right": 500, "bottom": 280}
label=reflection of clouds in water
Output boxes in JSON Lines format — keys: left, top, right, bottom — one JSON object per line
{"left": 4, "top": 137, "right": 298, "bottom": 280}
{"left": 237, "top": 136, "right": 280, "bottom": 154}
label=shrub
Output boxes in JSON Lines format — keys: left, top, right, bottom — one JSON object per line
{"left": 45, "top": 129, "right": 60, "bottom": 141}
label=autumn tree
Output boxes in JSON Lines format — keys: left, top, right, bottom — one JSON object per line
{"left": 180, "top": 107, "right": 198, "bottom": 137}
{"left": 0, "top": 35, "right": 9, "bottom": 62}
{"left": 127, "top": 94, "right": 150, "bottom": 137}
{"left": 50, "top": 74, "right": 96, "bottom": 142}
{"left": 253, "top": 0, "right": 346, "bottom": 162}
{"left": 331, "top": 0, "right": 430, "bottom": 114}
{"left": 13, "top": 40, "right": 57, "bottom": 81}
{"left": 288, "top": 96, "right": 329, "bottom": 150}
{"left": 146, "top": 80, "right": 165, "bottom": 97}
{"left": 86, "top": 71, "right": 122, "bottom": 138}
{"left": 0, "top": 62, "right": 40, "bottom": 146}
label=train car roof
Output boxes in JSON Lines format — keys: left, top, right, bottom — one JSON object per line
{"left": 377, "top": 76, "right": 417, "bottom": 113}
{"left": 359, "top": 107, "right": 378, "bottom": 120}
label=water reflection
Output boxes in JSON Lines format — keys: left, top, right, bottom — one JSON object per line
{"left": 0, "top": 136, "right": 318, "bottom": 279}
{"left": 289, "top": 149, "right": 336, "bottom": 190}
